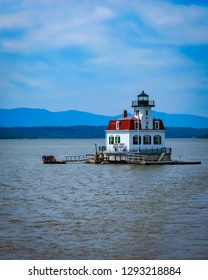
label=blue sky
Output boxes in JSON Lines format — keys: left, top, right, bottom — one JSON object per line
{"left": 0, "top": 0, "right": 208, "bottom": 117}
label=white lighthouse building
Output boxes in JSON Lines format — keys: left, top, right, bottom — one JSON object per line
{"left": 105, "top": 91, "right": 167, "bottom": 156}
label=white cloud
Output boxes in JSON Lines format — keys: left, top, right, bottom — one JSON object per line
{"left": 0, "top": 2, "right": 116, "bottom": 53}
{"left": 0, "top": 12, "right": 31, "bottom": 29}
{"left": 132, "top": 0, "right": 208, "bottom": 45}
{"left": 1, "top": 0, "right": 207, "bottom": 53}
{"left": 0, "top": 0, "right": 207, "bottom": 115}
{"left": 11, "top": 72, "right": 50, "bottom": 89}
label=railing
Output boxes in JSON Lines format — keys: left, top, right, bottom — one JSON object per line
{"left": 65, "top": 154, "right": 95, "bottom": 162}
{"left": 132, "top": 100, "right": 155, "bottom": 107}
{"left": 100, "top": 146, "right": 172, "bottom": 156}
{"left": 129, "top": 147, "right": 172, "bottom": 154}
{"left": 126, "top": 153, "right": 146, "bottom": 163}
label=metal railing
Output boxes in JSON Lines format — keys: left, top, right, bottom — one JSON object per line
{"left": 132, "top": 100, "right": 155, "bottom": 107}
{"left": 65, "top": 154, "right": 95, "bottom": 162}
{"left": 129, "top": 147, "right": 172, "bottom": 154}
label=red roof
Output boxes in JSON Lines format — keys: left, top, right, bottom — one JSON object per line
{"left": 107, "top": 117, "right": 140, "bottom": 130}
{"left": 107, "top": 117, "right": 165, "bottom": 130}
{"left": 153, "top": 119, "right": 165, "bottom": 130}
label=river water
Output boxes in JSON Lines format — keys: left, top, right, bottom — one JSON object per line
{"left": 0, "top": 138, "right": 207, "bottom": 260}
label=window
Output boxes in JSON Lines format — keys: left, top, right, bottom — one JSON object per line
{"left": 133, "top": 135, "right": 141, "bottom": 145}
{"left": 133, "top": 135, "right": 138, "bottom": 145}
{"left": 143, "top": 135, "right": 151, "bottom": 145}
{"left": 134, "top": 121, "right": 139, "bottom": 129}
{"left": 146, "top": 110, "right": 148, "bottom": 115}
{"left": 109, "top": 136, "right": 114, "bottom": 145}
{"left": 155, "top": 121, "right": 160, "bottom": 129}
{"left": 135, "top": 109, "right": 139, "bottom": 117}
{"left": 116, "top": 121, "right": 120, "bottom": 130}
{"left": 115, "top": 135, "right": 121, "bottom": 144}
{"left": 154, "top": 135, "right": 161, "bottom": 145}
{"left": 145, "top": 122, "right": 149, "bottom": 129}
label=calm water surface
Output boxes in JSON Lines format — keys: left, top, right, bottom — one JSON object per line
{"left": 0, "top": 138, "right": 207, "bottom": 259}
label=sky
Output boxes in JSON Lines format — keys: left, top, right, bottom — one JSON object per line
{"left": 0, "top": 0, "right": 208, "bottom": 117}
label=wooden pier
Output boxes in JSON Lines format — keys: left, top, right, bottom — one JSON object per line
{"left": 65, "top": 154, "right": 95, "bottom": 162}
{"left": 65, "top": 153, "right": 201, "bottom": 165}
{"left": 142, "top": 160, "right": 201, "bottom": 165}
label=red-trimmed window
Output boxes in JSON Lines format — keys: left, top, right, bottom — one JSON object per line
{"left": 155, "top": 121, "right": 160, "bottom": 129}
{"left": 116, "top": 121, "right": 120, "bottom": 130}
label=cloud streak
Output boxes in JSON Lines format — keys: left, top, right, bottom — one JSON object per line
{"left": 0, "top": 0, "right": 207, "bottom": 116}
{"left": 133, "top": 1, "right": 208, "bottom": 44}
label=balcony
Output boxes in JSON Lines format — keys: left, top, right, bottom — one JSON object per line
{"left": 132, "top": 100, "right": 155, "bottom": 107}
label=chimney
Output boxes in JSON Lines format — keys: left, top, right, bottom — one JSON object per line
{"left": 123, "top": 110, "right": 127, "bottom": 118}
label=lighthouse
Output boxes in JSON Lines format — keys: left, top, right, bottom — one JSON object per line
{"left": 132, "top": 90, "right": 154, "bottom": 130}
{"left": 105, "top": 90, "right": 167, "bottom": 156}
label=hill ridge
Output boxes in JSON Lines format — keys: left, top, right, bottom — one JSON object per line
{"left": 0, "top": 108, "right": 207, "bottom": 128}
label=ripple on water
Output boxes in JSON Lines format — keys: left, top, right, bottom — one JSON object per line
{"left": 0, "top": 139, "right": 208, "bottom": 259}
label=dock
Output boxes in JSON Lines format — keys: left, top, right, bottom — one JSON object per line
{"left": 65, "top": 154, "right": 96, "bottom": 163}
{"left": 65, "top": 153, "right": 201, "bottom": 165}
{"left": 132, "top": 160, "right": 201, "bottom": 165}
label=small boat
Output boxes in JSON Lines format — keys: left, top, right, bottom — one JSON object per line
{"left": 42, "top": 155, "right": 66, "bottom": 164}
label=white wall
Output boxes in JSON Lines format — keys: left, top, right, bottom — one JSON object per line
{"left": 138, "top": 108, "right": 153, "bottom": 130}
{"left": 105, "top": 130, "right": 166, "bottom": 153}
{"left": 105, "top": 130, "right": 130, "bottom": 153}
{"left": 129, "top": 130, "right": 165, "bottom": 151}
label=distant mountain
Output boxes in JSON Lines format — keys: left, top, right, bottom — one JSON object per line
{"left": 0, "top": 108, "right": 115, "bottom": 127}
{"left": 0, "top": 108, "right": 207, "bottom": 128}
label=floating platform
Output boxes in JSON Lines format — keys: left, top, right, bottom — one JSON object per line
{"left": 83, "top": 154, "right": 201, "bottom": 165}
{"left": 131, "top": 160, "right": 201, "bottom": 165}
{"left": 44, "top": 153, "right": 201, "bottom": 165}
{"left": 98, "top": 160, "right": 202, "bottom": 165}
{"left": 43, "top": 160, "right": 66, "bottom": 164}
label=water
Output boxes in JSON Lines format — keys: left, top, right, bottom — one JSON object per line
{"left": 0, "top": 138, "right": 207, "bottom": 260}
